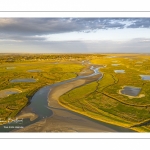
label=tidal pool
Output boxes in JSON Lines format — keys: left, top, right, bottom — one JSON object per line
{"left": 0, "top": 88, "right": 21, "bottom": 98}
{"left": 27, "top": 70, "right": 42, "bottom": 72}
{"left": 10, "top": 78, "right": 37, "bottom": 83}
{"left": 114, "top": 70, "right": 125, "bottom": 73}
{"left": 140, "top": 75, "right": 150, "bottom": 80}
{"left": 120, "top": 86, "right": 141, "bottom": 97}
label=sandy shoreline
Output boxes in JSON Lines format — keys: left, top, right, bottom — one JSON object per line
{"left": 16, "top": 105, "right": 38, "bottom": 121}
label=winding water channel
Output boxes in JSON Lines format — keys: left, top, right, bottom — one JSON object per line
{"left": 0, "top": 65, "right": 135, "bottom": 132}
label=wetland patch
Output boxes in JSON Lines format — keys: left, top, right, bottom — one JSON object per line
{"left": 10, "top": 78, "right": 37, "bottom": 83}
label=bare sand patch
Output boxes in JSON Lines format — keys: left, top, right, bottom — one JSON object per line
{"left": 17, "top": 112, "right": 38, "bottom": 121}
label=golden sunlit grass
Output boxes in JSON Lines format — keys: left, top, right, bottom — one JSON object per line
{"left": 59, "top": 54, "right": 150, "bottom": 132}
{"left": 1, "top": 53, "right": 150, "bottom": 132}
{"left": 0, "top": 59, "right": 84, "bottom": 123}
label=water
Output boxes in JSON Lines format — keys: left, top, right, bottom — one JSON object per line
{"left": 27, "top": 70, "right": 42, "bottom": 72}
{"left": 114, "top": 70, "right": 125, "bottom": 73}
{"left": 120, "top": 86, "right": 141, "bottom": 97}
{"left": 0, "top": 85, "right": 53, "bottom": 132}
{"left": 10, "top": 78, "right": 36, "bottom": 83}
{"left": 140, "top": 75, "right": 150, "bottom": 80}
{"left": 28, "top": 85, "right": 53, "bottom": 118}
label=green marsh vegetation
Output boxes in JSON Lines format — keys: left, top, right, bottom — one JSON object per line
{"left": 1, "top": 53, "right": 103, "bottom": 123}
{"left": 2, "top": 53, "right": 150, "bottom": 132}
{"left": 60, "top": 54, "right": 150, "bottom": 132}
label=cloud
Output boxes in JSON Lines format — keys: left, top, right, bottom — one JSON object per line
{"left": 127, "top": 18, "right": 150, "bottom": 28}
{"left": 0, "top": 18, "right": 150, "bottom": 37}
{"left": 0, "top": 18, "right": 150, "bottom": 47}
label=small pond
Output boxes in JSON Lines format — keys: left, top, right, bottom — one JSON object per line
{"left": 120, "top": 86, "right": 141, "bottom": 97}
{"left": 10, "top": 78, "right": 37, "bottom": 83}
{"left": 0, "top": 89, "right": 21, "bottom": 98}
{"left": 140, "top": 75, "right": 150, "bottom": 80}
{"left": 114, "top": 70, "right": 125, "bottom": 73}
{"left": 27, "top": 70, "right": 42, "bottom": 72}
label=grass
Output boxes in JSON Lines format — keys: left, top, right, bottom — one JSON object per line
{"left": 2, "top": 53, "right": 150, "bottom": 132}
{"left": 59, "top": 54, "right": 150, "bottom": 132}
{"left": 0, "top": 59, "right": 84, "bottom": 123}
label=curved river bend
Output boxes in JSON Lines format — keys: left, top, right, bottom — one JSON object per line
{"left": 0, "top": 66, "right": 134, "bottom": 132}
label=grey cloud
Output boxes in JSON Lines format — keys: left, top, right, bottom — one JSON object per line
{"left": 127, "top": 18, "right": 150, "bottom": 28}
{"left": 0, "top": 18, "right": 150, "bottom": 43}
{"left": 0, "top": 18, "right": 150, "bottom": 36}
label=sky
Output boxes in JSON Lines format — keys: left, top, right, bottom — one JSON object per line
{"left": 0, "top": 18, "right": 150, "bottom": 53}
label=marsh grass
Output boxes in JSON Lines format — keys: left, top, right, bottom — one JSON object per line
{"left": 60, "top": 54, "right": 150, "bottom": 132}
{"left": 0, "top": 60, "right": 84, "bottom": 121}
